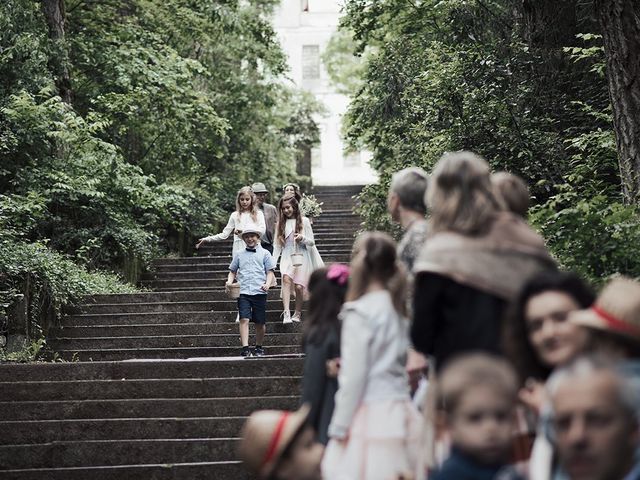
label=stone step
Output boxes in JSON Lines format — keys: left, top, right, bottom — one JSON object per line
{"left": 50, "top": 332, "right": 301, "bottom": 350}
{"left": 0, "top": 438, "right": 241, "bottom": 469}
{"left": 75, "top": 299, "right": 286, "bottom": 314}
{"left": 195, "top": 241, "right": 355, "bottom": 254}
{"left": 55, "top": 346, "right": 302, "bottom": 361}
{"left": 143, "top": 271, "right": 248, "bottom": 281}
{"left": 62, "top": 310, "right": 295, "bottom": 325}
{"left": 0, "top": 395, "right": 299, "bottom": 420}
{"left": 55, "top": 322, "right": 303, "bottom": 337}
{"left": 140, "top": 279, "right": 243, "bottom": 290}
{"left": 1, "top": 460, "right": 247, "bottom": 480}
{"left": 0, "top": 416, "right": 247, "bottom": 444}
{"left": 0, "top": 461, "right": 249, "bottom": 480}
{"left": 0, "top": 358, "right": 302, "bottom": 381}
{"left": 0, "top": 376, "right": 301, "bottom": 401}
{"left": 83, "top": 290, "right": 274, "bottom": 304}
{"left": 151, "top": 253, "right": 352, "bottom": 266}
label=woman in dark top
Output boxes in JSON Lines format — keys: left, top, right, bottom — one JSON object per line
{"left": 411, "top": 152, "right": 556, "bottom": 371}
{"left": 300, "top": 264, "right": 349, "bottom": 445}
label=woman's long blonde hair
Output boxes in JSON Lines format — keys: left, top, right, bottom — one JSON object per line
{"left": 236, "top": 186, "right": 258, "bottom": 222}
{"left": 346, "top": 231, "right": 408, "bottom": 317}
{"left": 427, "top": 151, "right": 503, "bottom": 235}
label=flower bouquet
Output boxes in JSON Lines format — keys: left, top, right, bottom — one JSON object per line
{"left": 300, "top": 194, "right": 323, "bottom": 218}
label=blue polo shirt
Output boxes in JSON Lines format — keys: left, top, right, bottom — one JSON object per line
{"left": 229, "top": 245, "right": 276, "bottom": 296}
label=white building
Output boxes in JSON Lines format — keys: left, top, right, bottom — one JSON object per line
{"left": 272, "top": 0, "right": 377, "bottom": 186}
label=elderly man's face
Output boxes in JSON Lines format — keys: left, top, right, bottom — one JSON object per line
{"left": 551, "top": 370, "right": 639, "bottom": 480}
{"left": 255, "top": 192, "right": 267, "bottom": 206}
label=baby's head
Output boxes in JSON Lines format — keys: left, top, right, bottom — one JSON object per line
{"left": 491, "top": 171, "right": 530, "bottom": 218}
{"left": 436, "top": 354, "right": 518, "bottom": 466}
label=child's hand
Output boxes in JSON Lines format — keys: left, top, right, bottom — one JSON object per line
{"left": 519, "top": 378, "right": 546, "bottom": 414}
{"left": 195, "top": 238, "right": 206, "bottom": 249}
{"left": 225, "top": 282, "right": 232, "bottom": 293}
{"left": 235, "top": 229, "right": 243, "bottom": 236}
{"left": 294, "top": 233, "right": 304, "bottom": 243}
{"left": 326, "top": 358, "right": 341, "bottom": 378}
{"left": 260, "top": 283, "right": 270, "bottom": 292}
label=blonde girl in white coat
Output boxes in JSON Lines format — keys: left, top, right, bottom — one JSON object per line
{"left": 196, "top": 186, "right": 265, "bottom": 257}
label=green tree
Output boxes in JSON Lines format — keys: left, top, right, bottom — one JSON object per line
{"left": 340, "top": 0, "right": 639, "bottom": 281}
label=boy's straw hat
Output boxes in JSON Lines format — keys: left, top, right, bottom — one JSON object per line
{"left": 568, "top": 276, "right": 640, "bottom": 343}
{"left": 237, "top": 404, "right": 311, "bottom": 479}
{"left": 241, "top": 228, "right": 262, "bottom": 238}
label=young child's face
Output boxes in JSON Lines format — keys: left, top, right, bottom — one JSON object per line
{"left": 447, "top": 385, "right": 515, "bottom": 465}
{"left": 275, "top": 426, "right": 323, "bottom": 480}
{"left": 239, "top": 193, "right": 252, "bottom": 210}
{"left": 243, "top": 233, "right": 259, "bottom": 248}
{"left": 284, "top": 185, "right": 296, "bottom": 196}
{"left": 282, "top": 203, "right": 294, "bottom": 218}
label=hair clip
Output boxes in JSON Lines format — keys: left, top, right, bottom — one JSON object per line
{"left": 327, "top": 264, "right": 350, "bottom": 286}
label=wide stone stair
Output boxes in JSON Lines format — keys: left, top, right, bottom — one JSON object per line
{"left": 0, "top": 185, "right": 362, "bottom": 479}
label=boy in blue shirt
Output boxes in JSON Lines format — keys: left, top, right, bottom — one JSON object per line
{"left": 226, "top": 228, "right": 276, "bottom": 357}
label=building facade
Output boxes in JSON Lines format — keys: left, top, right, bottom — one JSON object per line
{"left": 272, "top": 0, "right": 377, "bottom": 186}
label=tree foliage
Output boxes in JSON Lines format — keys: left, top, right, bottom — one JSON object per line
{"left": 340, "top": 0, "right": 639, "bottom": 282}
{"left": 0, "top": 0, "right": 320, "bottom": 342}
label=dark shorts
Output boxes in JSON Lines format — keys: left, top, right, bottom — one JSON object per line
{"left": 237, "top": 294, "right": 268, "bottom": 324}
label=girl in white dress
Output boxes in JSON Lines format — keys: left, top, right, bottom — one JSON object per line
{"left": 272, "top": 195, "right": 323, "bottom": 324}
{"left": 196, "top": 186, "right": 266, "bottom": 257}
{"left": 322, "top": 232, "right": 425, "bottom": 480}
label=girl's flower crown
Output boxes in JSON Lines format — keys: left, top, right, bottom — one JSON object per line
{"left": 327, "top": 263, "right": 350, "bottom": 286}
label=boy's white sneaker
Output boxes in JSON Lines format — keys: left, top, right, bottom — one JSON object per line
{"left": 282, "top": 310, "right": 292, "bottom": 324}
{"left": 291, "top": 312, "right": 301, "bottom": 323}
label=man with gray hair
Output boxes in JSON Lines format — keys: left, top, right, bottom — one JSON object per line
{"left": 388, "top": 167, "right": 429, "bottom": 398}
{"left": 547, "top": 356, "right": 640, "bottom": 480}
{"left": 387, "top": 167, "right": 429, "bottom": 272}
{"left": 252, "top": 182, "right": 277, "bottom": 255}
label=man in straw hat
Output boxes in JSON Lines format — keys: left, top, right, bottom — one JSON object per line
{"left": 252, "top": 182, "right": 278, "bottom": 255}
{"left": 227, "top": 227, "right": 276, "bottom": 357}
{"left": 238, "top": 404, "right": 324, "bottom": 480}
{"left": 567, "top": 276, "right": 640, "bottom": 357}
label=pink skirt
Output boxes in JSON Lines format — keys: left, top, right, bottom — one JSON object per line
{"left": 322, "top": 400, "right": 426, "bottom": 480}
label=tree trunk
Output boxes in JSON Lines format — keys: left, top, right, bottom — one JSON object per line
{"left": 595, "top": 0, "right": 640, "bottom": 204}
{"left": 41, "top": 0, "right": 72, "bottom": 103}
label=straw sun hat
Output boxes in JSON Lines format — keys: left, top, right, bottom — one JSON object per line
{"left": 238, "top": 404, "right": 311, "bottom": 479}
{"left": 568, "top": 276, "right": 640, "bottom": 343}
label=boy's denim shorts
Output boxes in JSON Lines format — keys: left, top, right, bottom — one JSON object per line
{"left": 237, "top": 294, "right": 267, "bottom": 324}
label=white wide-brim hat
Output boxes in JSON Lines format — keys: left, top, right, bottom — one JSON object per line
{"left": 241, "top": 228, "right": 262, "bottom": 239}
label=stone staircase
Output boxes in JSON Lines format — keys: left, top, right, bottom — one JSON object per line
{"left": 0, "top": 185, "right": 362, "bottom": 479}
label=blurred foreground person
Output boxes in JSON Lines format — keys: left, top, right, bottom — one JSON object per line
{"left": 431, "top": 354, "right": 524, "bottom": 480}
{"left": 412, "top": 151, "right": 555, "bottom": 371}
{"left": 300, "top": 264, "right": 349, "bottom": 445}
{"left": 491, "top": 171, "right": 530, "bottom": 219}
{"left": 238, "top": 404, "right": 324, "bottom": 480}
{"left": 387, "top": 166, "right": 430, "bottom": 397}
{"left": 388, "top": 166, "right": 429, "bottom": 272}
{"left": 547, "top": 357, "right": 640, "bottom": 480}
{"left": 322, "top": 232, "right": 425, "bottom": 480}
